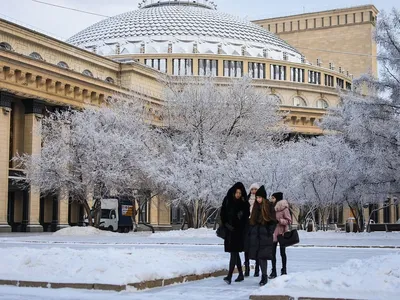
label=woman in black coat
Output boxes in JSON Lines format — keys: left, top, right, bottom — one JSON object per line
{"left": 220, "top": 182, "right": 250, "bottom": 285}
{"left": 247, "top": 185, "right": 277, "bottom": 286}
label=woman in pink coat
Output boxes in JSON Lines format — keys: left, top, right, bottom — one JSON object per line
{"left": 269, "top": 192, "right": 291, "bottom": 278}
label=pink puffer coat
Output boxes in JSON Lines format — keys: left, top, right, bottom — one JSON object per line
{"left": 273, "top": 200, "right": 292, "bottom": 243}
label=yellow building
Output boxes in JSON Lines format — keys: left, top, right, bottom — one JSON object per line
{"left": 0, "top": 1, "right": 396, "bottom": 232}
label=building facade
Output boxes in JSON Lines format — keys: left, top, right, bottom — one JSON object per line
{"left": 0, "top": 1, "right": 396, "bottom": 232}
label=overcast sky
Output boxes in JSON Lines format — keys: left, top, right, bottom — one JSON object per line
{"left": 1, "top": 0, "right": 398, "bottom": 41}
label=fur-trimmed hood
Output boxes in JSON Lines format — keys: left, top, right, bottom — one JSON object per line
{"left": 275, "top": 199, "right": 289, "bottom": 212}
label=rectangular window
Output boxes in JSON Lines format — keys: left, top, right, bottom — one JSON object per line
{"left": 384, "top": 205, "right": 390, "bottom": 223}
{"left": 314, "top": 18, "right": 316, "bottom": 28}
{"left": 325, "top": 74, "right": 334, "bottom": 87}
{"left": 337, "top": 15, "right": 340, "bottom": 25}
{"left": 290, "top": 21, "right": 293, "bottom": 31}
{"left": 336, "top": 78, "right": 344, "bottom": 89}
{"left": 173, "top": 59, "right": 193, "bottom": 76}
{"left": 345, "top": 14, "right": 348, "bottom": 24}
{"left": 290, "top": 67, "right": 305, "bottom": 83}
{"left": 275, "top": 23, "right": 278, "bottom": 33}
{"left": 308, "top": 70, "right": 321, "bottom": 84}
{"left": 346, "top": 82, "right": 352, "bottom": 90}
{"left": 283, "top": 22, "right": 286, "bottom": 32}
{"left": 270, "top": 64, "right": 286, "bottom": 80}
{"left": 305, "top": 19, "right": 308, "bottom": 29}
{"left": 298, "top": 20, "right": 300, "bottom": 30}
{"left": 248, "top": 62, "right": 266, "bottom": 79}
{"left": 361, "top": 12, "right": 364, "bottom": 22}
{"left": 322, "top": 17, "right": 324, "bottom": 27}
{"left": 198, "top": 59, "right": 218, "bottom": 76}
{"left": 223, "top": 60, "right": 243, "bottom": 77}
{"left": 268, "top": 24, "right": 271, "bottom": 31}
{"left": 353, "top": 13, "right": 356, "bottom": 23}
{"left": 145, "top": 59, "right": 168, "bottom": 73}
{"left": 329, "top": 16, "right": 332, "bottom": 26}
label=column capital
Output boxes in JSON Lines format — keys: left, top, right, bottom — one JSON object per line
{"left": 0, "top": 92, "right": 12, "bottom": 109}
{"left": 23, "top": 99, "right": 45, "bottom": 115}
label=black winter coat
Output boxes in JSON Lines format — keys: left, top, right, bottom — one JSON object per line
{"left": 220, "top": 183, "right": 250, "bottom": 253}
{"left": 247, "top": 205, "right": 277, "bottom": 260}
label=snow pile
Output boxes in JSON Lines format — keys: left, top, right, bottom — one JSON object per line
{"left": 53, "top": 226, "right": 118, "bottom": 237}
{"left": 252, "top": 254, "right": 400, "bottom": 300}
{"left": 0, "top": 247, "right": 227, "bottom": 285}
{"left": 148, "top": 228, "right": 215, "bottom": 239}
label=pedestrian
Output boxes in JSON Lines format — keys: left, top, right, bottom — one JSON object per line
{"left": 269, "top": 192, "right": 292, "bottom": 278}
{"left": 247, "top": 185, "right": 277, "bottom": 286}
{"left": 244, "top": 183, "right": 260, "bottom": 277}
{"left": 220, "top": 182, "right": 250, "bottom": 285}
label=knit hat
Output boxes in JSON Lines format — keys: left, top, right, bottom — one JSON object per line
{"left": 272, "top": 192, "right": 283, "bottom": 201}
{"left": 249, "top": 183, "right": 260, "bottom": 191}
{"left": 255, "top": 185, "right": 267, "bottom": 199}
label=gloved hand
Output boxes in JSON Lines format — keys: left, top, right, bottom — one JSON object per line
{"left": 225, "top": 223, "right": 235, "bottom": 232}
{"left": 237, "top": 211, "right": 243, "bottom": 220}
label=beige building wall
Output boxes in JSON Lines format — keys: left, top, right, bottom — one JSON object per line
{"left": 253, "top": 5, "right": 378, "bottom": 78}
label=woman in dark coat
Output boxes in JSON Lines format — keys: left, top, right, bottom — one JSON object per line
{"left": 220, "top": 182, "right": 250, "bottom": 285}
{"left": 247, "top": 185, "right": 277, "bottom": 286}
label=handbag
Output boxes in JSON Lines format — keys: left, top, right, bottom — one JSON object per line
{"left": 277, "top": 229, "right": 300, "bottom": 247}
{"left": 216, "top": 224, "right": 226, "bottom": 240}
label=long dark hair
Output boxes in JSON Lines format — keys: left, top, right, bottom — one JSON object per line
{"left": 250, "top": 198, "right": 274, "bottom": 225}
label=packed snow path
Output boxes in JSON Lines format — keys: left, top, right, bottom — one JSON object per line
{"left": 0, "top": 247, "right": 397, "bottom": 300}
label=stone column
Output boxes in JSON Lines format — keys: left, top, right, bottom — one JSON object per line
{"left": 0, "top": 92, "right": 12, "bottom": 232}
{"left": 23, "top": 100, "right": 44, "bottom": 232}
{"left": 58, "top": 189, "right": 69, "bottom": 230}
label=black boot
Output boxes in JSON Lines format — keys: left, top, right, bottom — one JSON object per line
{"left": 259, "top": 275, "right": 268, "bottom": 286}
{"left": 235, "top": 273, "right": 244, "bottom": 282}
{"left": 254, "top": 261, "right": 260, "bottom": 277}
{"left": 281, "top": 268, "right": 287, "bottom": 276}
{"left": 269, "top": 268, "right": 277, "bottom": 279}
{"left": 223, "top": 276, "right": 232, "bottom": 285}
{"left": 244, "top": 262, "right": 250, "bottom": 277}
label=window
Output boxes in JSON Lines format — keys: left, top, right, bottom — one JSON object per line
{"left": 29, "top": 52, "right": 43, "bottom": 60}
{"left": 336, "top": 78, "right": 344, "bottom": 89}
{"left": 298, "top": 20, "right": 300, "bottom": 30}
{"left": 316, "top": 99, "right": 329, "bottom": 109}
{"left": 353, "top": 13, "right": 356, "bottom": 23}
{"left": 290, "top": 67, "right": 305, "bottom": 83}
{"left": 384, "top": 203, "right": 390, "bottom": 223}
{"left": 345, "top": 14, "right": 348, "bottom": 24}
{"left": 270, "top": 64, "right": 286, "bottom": 80}
{"left": 293, "top": 96, "right": 307, "bottom": 107}
{"left": 290, "top": 21, "right": 293, "bottom": 31}
{"left": 248, "top": 62, "right": 265, "bottom": 79}
{"left": 346, "top": 82, "right": 352, "bottom": 90}
{"left": 199, "top": 59, "right": 218, "bottom": 76}
{"left": 322, "top": 17, "right": 324, "bottom": 27}
{"left": 173, "top": 59, "right": 193, "bottom": 76}
{"left": 268, "top": 24, "right": 271, "bottom": 31}
{"left": 337, "top": 15, "right": 340, "bottom": 25}
{"left": 82, "top": 69, "right": 93, "bottom": 77}
{"left": 283, "top": 22, "right": 286, "bottom": 32}
{"left": 223, "top": 60, "right": 243, "bottom": 77}
{"left": 145, "top": 59, "right": 167, "bottom": 73}
{"left": 314, "top": 18, "right": 316, "bottom": 28}
{"left": 57, "top": 61, "right": 69, "bottom": 69}
{"left": 0, "top": 42, "right": 12, "bottom": 51}
{"left": 305, "top": 19, "right": 308, "bottom": 29}
{"left": 275, "top": 23, "right": 278, "bottom": 33}
{"left": 105, "top": 77, "right": 115, "bottom": 84}
{"left": 329, "top": 16, "right": 332, "bottom": 26}
{"left": 325, "top": 74, "right": 334, "bottom": 87}
{"left": 361, "top": 12, "right": 364, "bottom": 22}
{"left": 308, "top": 71, "right": 321, "bottom": 84}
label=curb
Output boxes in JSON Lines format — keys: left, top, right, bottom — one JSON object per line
{"left": 0, "top": 269, "right": 230, "bottom": 292}
{"left": 250, "top": 296, "right": 362, "bottom": 300}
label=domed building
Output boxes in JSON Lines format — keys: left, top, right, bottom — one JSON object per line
{"left": 0, "top": 2, "right": 381, "bottom": 233}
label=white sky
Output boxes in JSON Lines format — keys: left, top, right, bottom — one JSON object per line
{"left": 1, "top": 0, "right": 398, "bottom": 41}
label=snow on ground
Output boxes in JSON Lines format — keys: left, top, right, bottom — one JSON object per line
{"left": 0, "top": 228, "right": 399, "bottom": 248}
{"left": 252, "top": 253, "right": 400, "bottom": 300}
{"left": 53, "top": 227, "right": 117, "bottom": 237}
{"left": 0, "top": 247, "right": 226, "bottom": 285}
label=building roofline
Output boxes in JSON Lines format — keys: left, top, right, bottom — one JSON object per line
{"left": 252, "top": 4, "right": 379, "bottom": 22}
{"left": 0, "top": 17, "right": 118, "bottom": 67}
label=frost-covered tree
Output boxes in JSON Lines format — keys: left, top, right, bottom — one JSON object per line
{"left": 150, "top": 76, "right": 285, "bottom": 228}
{"left": 15, "top": 97, "right": 158, "bottom": 226}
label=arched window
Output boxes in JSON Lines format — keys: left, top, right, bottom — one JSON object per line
{"left": 0, "top": 42, "right": 12, "bottom": 51}
{"left": 57, "top": 61, "right": 69, "bottom": 69}
{"left": 268, "top": 94, "right": 282, "bottom": 104}
{"left": 293, "top": 96, "right": 307, "bottom": 107}
{"left": 105, "top": 77, "right": 115, "bottom": 84}
{"left": 82, "top": 69, "right": 93, "bottom": 77}
{"left": 29, "top": 52, "right": 43, "bottom": 60}
{"left": 316, "top": 99, "right": 329, "bottom": 109}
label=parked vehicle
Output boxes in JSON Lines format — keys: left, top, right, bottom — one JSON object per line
{"left": 85, "top": 198, "right": 134, "bottom": 233}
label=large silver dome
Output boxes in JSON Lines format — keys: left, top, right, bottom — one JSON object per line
{"left": 67, "top": 1, "right": 301, "bottom": 62}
